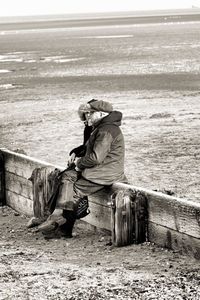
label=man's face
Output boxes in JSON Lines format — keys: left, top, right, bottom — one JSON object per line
{"left": 85, "top": 111, "right": 102, "bottom": 126}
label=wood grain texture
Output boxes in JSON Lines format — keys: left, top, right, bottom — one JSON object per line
{"left": 112, "top": 182, "right": 200, "bottom": 239}
{"left": 6, "top": 190, "right": 33, "bottom": 216}
{"left": 111, "top": 190, "right": 134, "bottom": 246}
{"left": 0, "top": 152, "right": 6, "bottom": 206}
{"left": 149, "top": 222, "right": 200, "bottom": 259}
{"left": 147, "top": 193, "right": 200, "bottom": 239}
{"left": 88, "top": 188, "right": 110, "bottom": 206}
{"left": 1, "top": 148, "right": 62, "bottom": 179}
{"left": 5, "top": 172, "right": 32, "bottom": 200}
{"left": 29, "top": 167, "right": 55, "bottom": 218}
{"left": 84, "top": 201, "right": 111, "bottom": 231}
{"left": 1, "top": 148, "right": 200, "bottom": 258}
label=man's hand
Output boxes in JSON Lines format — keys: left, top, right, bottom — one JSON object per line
{"left": 74, "top": 157, "right": 82, "bottom": 172}
{"left": 68, "top": 152, "right": 76, "bottom": 166}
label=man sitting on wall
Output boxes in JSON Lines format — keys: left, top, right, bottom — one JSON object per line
{"left": 39, "top": 99, "right": 127, "bottom": 238}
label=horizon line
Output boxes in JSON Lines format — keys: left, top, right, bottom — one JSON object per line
{"left": 0, "top": 7, "right": 200, "bottom": 19}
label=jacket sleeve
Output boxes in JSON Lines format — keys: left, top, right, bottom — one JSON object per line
{"left": 69, "top": 145, "right": 86, "bottom": 157}
{"left": 77, "top": 130, "right": 113, "bottom": 169}
{"left": 69, "top": 125, "right": 93, "bottom": 157}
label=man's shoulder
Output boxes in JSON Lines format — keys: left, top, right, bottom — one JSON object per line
{"left": 98, "top": 123, "right": 121, "bottom": 138}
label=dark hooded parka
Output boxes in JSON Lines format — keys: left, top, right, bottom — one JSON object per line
{"left": 77, "top": 110, "right": 126, "bottom": 185}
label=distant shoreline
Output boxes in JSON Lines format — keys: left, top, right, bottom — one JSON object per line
{"left": 0, "top": 8, "right": 200, "bottom": 23}
{"left": 0, "top": 9, "right": 200, "bottom": 31}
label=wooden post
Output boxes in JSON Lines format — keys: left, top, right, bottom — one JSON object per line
{"left": 29, "top": 166, "right": 55, "bottom": 219}
{"left": 111, "top": 190, "right": 148, "bottom": 247}
{"left": 134, "top": 191, "right": 148, "bottom": 243}
{"left": 111, "top": 190, "right": 133, "bottom": 246}
{"left": 0, "top": 151, "right": 6, "bottom": 206}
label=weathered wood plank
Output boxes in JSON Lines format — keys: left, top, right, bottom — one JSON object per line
{"left": 88, "top": 189, "right": 110, "bottom": 206}
{"left": 86, "top": 189, "right": 111, "bottom": 230}
{"left": 1, "top": 148, "right": 63, "bottom": 179}
{"left": 1, "top": 148, "right": 200, "bottom": 258}
{"left": 5, "top": 172, "right": 33, "bottom": 200}
{"left": 84, "top": 201, "right": 111, "bottom": 231}
{"left": 147, "top": 193, "right": 200, "bottom": 239}
{"left": 0, "top": 152, "right": 6, "bottom": 206}
{"left": 29, "top": 167, "right": 55, "bottom": 218}
{"left": 112, "top": 182, "right": 200, "bottom": 239}
{"left": 111, "top": 190, "right": 134, "bottom": 246}
{"left": 111, "top": 190, "right": 148, "bottom": 246}
{"left": 149, "top": 222, "right": 200, "bottom": 260}
{"left": 6, "top": 190, "right": 33, "bottom": 216}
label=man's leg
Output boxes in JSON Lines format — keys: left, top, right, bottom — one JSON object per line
{"left": 60, "top": 209, "right": 76, "bottom": 238}
{"left": 38, "top": 169, "right": 78, "bottom": 237}
{"left": 74, "top": 177, "right": 105, "bottom": 198}
{"left": 39, "top": 174, "right": 105, "bottom": 238}
{"left": 59, "top": 177, "right": 105, "bottom": 237}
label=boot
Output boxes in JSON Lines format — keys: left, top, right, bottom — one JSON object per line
{"left": 38, "top": 215, "right": 66, "bottom": 233}
{"left": 58, "top": 210, "right": 76, "bottom": 238}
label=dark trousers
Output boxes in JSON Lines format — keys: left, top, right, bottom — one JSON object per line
{"left": 56, "top": 170, "right": 105, "bottom": 211}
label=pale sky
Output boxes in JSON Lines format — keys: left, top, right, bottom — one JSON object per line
{"left": 0, "top": 0, "right": 199, "bottom": 17}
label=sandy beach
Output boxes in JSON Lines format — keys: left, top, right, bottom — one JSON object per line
{"left": 0, "top": 10, "right": 200, "bottom": 300}
{"left": 0, "top": 10, "right": 200, "bottom": 202}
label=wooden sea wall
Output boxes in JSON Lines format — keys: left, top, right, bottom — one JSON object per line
{"left": 0, "top": 148, "right": 57, "bottom": 216}
{"left": 0, "top": 148, "right": 200, "bottom": 259}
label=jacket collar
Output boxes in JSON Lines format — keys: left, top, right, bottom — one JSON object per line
{"left": 93, "top": 111, "right": 122, "bottom": 129}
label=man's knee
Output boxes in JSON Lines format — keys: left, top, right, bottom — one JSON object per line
{"left": 62, "top": 169, "right": 78, "bottom": 183}
{"left": 73, "top": 178, "right": 89, "bottom": 197}
{"left": 74, "top": 177, "right": 105, "bottom": 198}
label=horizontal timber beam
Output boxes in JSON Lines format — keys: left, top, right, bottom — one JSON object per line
{"left": 0, "top": 148, "right": 199, "bottom": 259}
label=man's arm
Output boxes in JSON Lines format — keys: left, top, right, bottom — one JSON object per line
{"left": 76, "top": 130, "right": 113, "bottom": 170}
